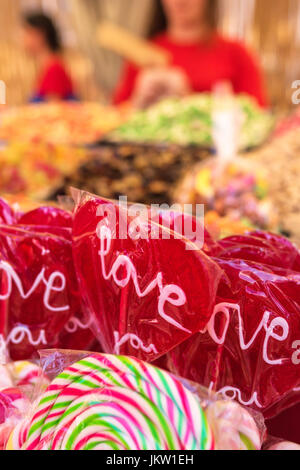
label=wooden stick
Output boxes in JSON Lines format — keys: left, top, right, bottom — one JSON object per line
{"left": 97, "top": 21, "right": 171, "bottom": 68}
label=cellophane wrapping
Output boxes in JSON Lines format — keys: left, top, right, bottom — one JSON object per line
{"left": 0, "top": 198, "right": 98, "bottom": 360}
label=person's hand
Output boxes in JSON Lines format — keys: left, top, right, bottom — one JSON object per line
{"left": 132, "top": 67, "right": 191, "bottom": 109}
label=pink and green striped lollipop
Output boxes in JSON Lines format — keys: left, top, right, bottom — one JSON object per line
{"left": 13, "top": 354, "right": 214, "bottom": 450}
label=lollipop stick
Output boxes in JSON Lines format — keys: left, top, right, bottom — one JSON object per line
{"left": 210, "top": 314, "right": 227, "bottom": 392}
{"left": 119, "top": 284, "right": 130, "bottom": 338}
{"left": 0, "top": 274, "right": 8, "bottom": 364}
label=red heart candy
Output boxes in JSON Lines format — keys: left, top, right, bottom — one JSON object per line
{"left": 0, "top": 204, "right": 95, "bottom": 360}
{"left": 164, "top": 231, "right": 300, "bottom": 418}
{"left": 73, "top": 194, "right": 222, "bottom": 361}
{"left": 18, "top": 206, "right": 73, "bottom": 228}
{"left": 0, "top": 199, "right": 18, "bottom": 225}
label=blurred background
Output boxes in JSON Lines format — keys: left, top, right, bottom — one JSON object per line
{"left": 1, "top": 0, "right": 300, "bottom": 109}
{"left": 0, "top": 0, "right": 299, "bottom": 244}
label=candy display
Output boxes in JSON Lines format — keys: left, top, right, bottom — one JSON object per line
{"left": 0, "top": 198, "right": 97, "bottom": 360}
{"left": 0, "top": 0, "right": 299, "bottom": 450}
{"left": 110, "top": 94, "right": 274, "bottom": 149}
{"left": 0, "top": 189, "right": 299, "bottom": 448}
{"left": 8, "top": 353, "right": 215, "bottom": 450}
{"left": 72, "top": 192, "right": 222, "bottom": 362}
{"left": 0, "top": 114, "right": 299, "bottom": 450}
{"left": 173, "top": 157, "right": 278, "bottom": 232}
{"left": 0, "top": 102, "right": 123, "bottom": 145}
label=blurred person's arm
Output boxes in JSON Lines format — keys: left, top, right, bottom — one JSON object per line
{"left": 114, "top": 62, "right": 191, "bottom": 109}
{"left": 132, "top": 67, "right": 191, "bottom": 109}
{"left": 113, "top": 61, "right": 140, "bottom": 105}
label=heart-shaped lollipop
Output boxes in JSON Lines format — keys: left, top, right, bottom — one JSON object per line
{"left": 164, "top": 231, "right": 300, "bottom": 418}
{"left": 0, "top": 199, "right": 18, "bottom": 226}
{"left": 72, "top": 194, "right": 222, "bottom": 361}
{"left": 0, "top": 202, "right": 95, "bottom": 360}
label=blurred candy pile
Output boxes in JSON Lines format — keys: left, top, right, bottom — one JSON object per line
{"left": 0, "top": 142, "right": 88, "bottom": 198}
{"left": 49, "top": 142, "right": 210, "bottom": 206}
{"left": 0, "top": 102, "right": 124, "bottom": 145}
{"left": 110, "top": 94, "right": 274, "bottom": 149}
{"left": 173, "top": 157, "right": 278, "bottom": 233}
{"left": 250, "top": 125, "right": 300, "bottom": 242}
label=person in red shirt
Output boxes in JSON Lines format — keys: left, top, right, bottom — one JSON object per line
{"left": 22, "top": 12, "right": 77, "bottom": 103}
{"left": 114, "top": 0, "right": 267, "bottom": 108}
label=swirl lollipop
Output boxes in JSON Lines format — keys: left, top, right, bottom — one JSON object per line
{"left": 267, "top": 441, "right": 300, "bottom": 451}
{"left": 206, "top": 401, "right": 261, "bottom": 450}
{"left": 10, "top": 361, "right": 49, "bottom": 389}
{"left": 0, "top": 388, "right": 30, "bottom": 450}
{"left": 0, "top": 365, "right": 13, "bottom": 389}
{"left": 10, "top": 354, "right": 214, "bottom": 451}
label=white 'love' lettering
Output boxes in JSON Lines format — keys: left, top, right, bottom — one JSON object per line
{"left": 98, "top": 225, "right": 190, "bottom": 334}
{"left": 207, "top": 302, "right": 289, "bottom": 366}
{"left": 0, "top": 260, "right": 70, "bottom": 312}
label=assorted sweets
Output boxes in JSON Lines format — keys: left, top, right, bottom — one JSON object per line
{"left": 0, "top": 388, "right": 30, "bottom": 450}
{"left": 0, "top": 102, "right": 123, "bottom": 200}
